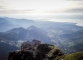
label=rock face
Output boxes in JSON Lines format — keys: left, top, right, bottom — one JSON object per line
{"left": 4, "top": 51, "right": 34, "bottom": 60}
{"left": 3, "top": 43, "right": 63, "bottom": 60}
{"left": 21, "top": 39, "right": 41, "bottom": 51}
{"left": 3, "top": 41, "right": 83, "bottom": 60}
{"left": 21, "top": 39, "right": 41, "bottom": 57}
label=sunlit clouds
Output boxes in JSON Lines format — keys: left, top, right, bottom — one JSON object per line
{"left": 0, "top": 0, "right": 83, "bottom": 14}
{"left": 0, "top": 0, "right": 83, "bottom": 23}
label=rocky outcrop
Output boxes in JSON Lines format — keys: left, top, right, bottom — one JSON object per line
{"left": 21, "top": 39, "right": 41, "bottom": 51}
{"left": 3, "top": 42, "right": 83, "bottom": 60}
{"left": 3, "top": 44, "right": 63, "bottom": 60}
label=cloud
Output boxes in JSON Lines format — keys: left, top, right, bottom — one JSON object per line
{"left": 45, "top": 3, "right": 83, "bottom": 14}
{"left": 0, "top": 0, "right": 33, "bottom": 14}
{"left": 0, "top": 6, "right": 35, "bottom": 14}
{"left": 44, "top": 8, "right": 83, "bottom": 15}
{"left": 0, "top": 6, "right": 3, "bottom": 8}
{"left": 1, "top": 0, "right": 83, "bottom": 14}
{"left": 0, "top": 10, "right": 34, "bottom": 14}
{"left": 64, "top": 8, "right": 83, "bottom": 13}
{"left": 63, "top": 3, "right": 83, "bottom": 13}
{"left": 0, "top": 0, "right": 83, "bottom": 21}
{"left": 0, "top": 0, "right": 5, "bottom": 6}
{"left": 65, "top": 0, "right": 83, "bottom": 1}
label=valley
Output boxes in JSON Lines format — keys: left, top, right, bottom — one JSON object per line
{"left": 0, "top": 17, "right": 83, "bottom": 59}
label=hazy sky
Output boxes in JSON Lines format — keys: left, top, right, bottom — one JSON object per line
{"left": 0, "top": 0, "right": 83, "bottom": 26}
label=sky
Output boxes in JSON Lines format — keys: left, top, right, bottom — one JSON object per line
{"left": 0, "top": 0, "right": 83, "bottom": 26}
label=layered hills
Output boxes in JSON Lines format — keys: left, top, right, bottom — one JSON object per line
{"left": 0, "top": 17, "right": 83, "bottom": 60}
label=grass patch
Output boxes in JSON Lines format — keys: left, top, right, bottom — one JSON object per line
{"left": 54, "top": 52, "right": 83, "bottom": 60}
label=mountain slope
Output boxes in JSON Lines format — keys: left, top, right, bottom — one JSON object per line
{"left": 0, "top": 18, "right": 16, "bottom": 32}
{"left": 0, "top": 17, "right": 83, "bottom": 54}
{"left": 0, "top": 42, "right": 19, "bottom": 60}
{"left": 0, "top": 27, "right": 27, "bottom": 41}
{"left": 54, "top": 52, "right": 83, "bottom": 60}
{"left": 0, "top": 26, "right": 51, "bottom": 43}
{"left": 4, "top": 17, "right": 36, "bottom": 28}
{"left": 26, "top": 25, "right": 50, "bottom": 43}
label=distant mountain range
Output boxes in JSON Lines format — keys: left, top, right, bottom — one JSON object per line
{"left": 0, "top": 17, "right": 83, "bottom": 58}
{"left": 0, "top": 18, "right": 17, "bottom": 32}
{"left": 0, "top": 17, "right": 36, "bottom": 32}
{"left": 0, "top": 26, "right": 50, "bottom": 43}
{"left": 4, "top": 17, "right": 36, "bottom": 28}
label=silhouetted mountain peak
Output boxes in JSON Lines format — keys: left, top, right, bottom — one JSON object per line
{"left": 0, "top": 18, "right": 10, "bottom": 23}
{"left": 0, "top": 18, "right": 7, "bottom": 22}
{"left": 27, "top": 25, "right": 38, "bottom": 30}
{"left": 6, "top": 27, "right": 26, "bottom": 33}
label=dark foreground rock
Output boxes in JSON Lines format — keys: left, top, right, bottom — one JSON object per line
{"left": 2, "top": 44, "right": 83, "bottom": 60}
{"left": 2, "top": 44, "right": 64, "bottom": 60}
